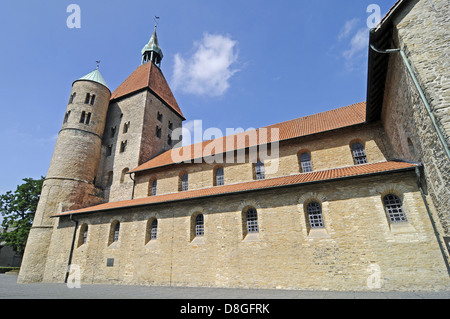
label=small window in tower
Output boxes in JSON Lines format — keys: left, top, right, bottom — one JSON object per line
{"left": 111, "top": 126, "right": 116, "bottom": 138}
{"left": 85, "top": 93, "right": 91, "bottom": 104}
{"left": 168, "top": 134, "right": 172, "bottom": 146}
{"left": 168, "top": 121, "right": 173, "bottom": 130}
{"left": 85, "top": 112, "right": 92, "bottom": 125}
{"left": 123, "top": 122, "right": 130, "bottom": 134}
{"left": 156, "top": 126, "right": 162, "bottom": 138}
{"left": 157, "top": 112, "right": 163, "bottom": 122}
{"left": 90, "top": 95, "right": 96, "bottom": 105}
{"left": 80, "top": 111, "right": 86, "bottom": 123}
{"left": 120, "top": 140, "right": 127, "bottom": 153}
{"left": 63, "top": 111, "right": 71, "bottom": 124}
{"left": 107, "top": 144, "right": 113, "bottom": 157}
{"left": 69, "top": 93, "right": 76, "bottom": 104}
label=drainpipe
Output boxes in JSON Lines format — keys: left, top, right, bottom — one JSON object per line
{"left": 370, "top": 44, "right": 450, "bottom": 161}
{"left": 65, "top": 214, "right": 79, "bottom": 284}
{"left": 414, "top": 167, "right": 450, "bottom": 277}
{"left": 129, "top": 172, "right": 136, "bottom": 200}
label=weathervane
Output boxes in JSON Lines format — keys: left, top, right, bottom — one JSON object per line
{"left": 154, "top": 16, "right": 160, "bottom": 29}
{"left": 96, "top": 60, "right": 101, "bottom": 69}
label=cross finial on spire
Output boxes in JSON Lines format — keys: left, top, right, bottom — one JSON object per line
{"left": 96, "top": 60, "right": 101, "bottom": 69}
{"left": 154, "top": 16, "right": 160, "bottom": 29}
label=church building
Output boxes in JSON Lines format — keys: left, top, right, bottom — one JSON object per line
{"left": 18, "top": 0, "right": 450, "bottom": 291}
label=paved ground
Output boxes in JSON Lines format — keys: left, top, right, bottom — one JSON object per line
{"left": 1, "top": 274, "right": 449, "bottom": 299}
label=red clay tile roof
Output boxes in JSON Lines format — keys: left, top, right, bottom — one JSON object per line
{"left": 55, "top": 161, "right": 418, "bottom": 217}
{"left": 130, "top": 102, "right": 367, "bottom": 173}
{"left": 111, "top": 62, "right": 185, "bottom": 119}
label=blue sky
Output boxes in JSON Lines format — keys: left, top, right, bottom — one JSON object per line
{"left": 0, "top": 0, "right": 398, "bottom": 197}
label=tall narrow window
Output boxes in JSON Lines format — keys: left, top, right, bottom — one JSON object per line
{"left": 85, "top": 112, "right": 91, "bottom": 125}
{"left": 85, "top": 93, "right": 91, "bottom": 104}
{"left": 195, "top": 214, "right": 204, "bottom": 237}
{"left": 351, "top": 142, "right": 368, "bottom": 165}
{"left": 120, "top": 168, "right": 129, "bottom": 183}
{"left": 80, "top": 111, "right": 86, "bottom": 123}
{"left": 383, "top": 194, "right": 407, "bottom": 223}
{"left": 156, "top": 126, "right": 162, "bottom": 138}
{"left": 150, "top": 219, "right": 158, "bottom": 240}
{"left": 246, "top": 208, "right": 259, "bottom": 233}
{"left": 63, "top": 111, "right": 71, "bottom": 124}
{"left": 78, "top": 224, "right": 88, "bottom": 247}
{"left": 108, "top": 221, "right": 120, "bottom": 246}
{"left": 181, "top": 173, "right": 188, "bottom": 191}
{"left": 157, "top": 112, "right": 163, "bottom": 122}
{"left": 215, "top": 167, "right": 224, "bottom": 186}
{"left": 111, "top": 126, "right": 117, "bottom": 137}
{"left": 300, "top": 152, "right": 313, "bottom": 173}
{"left": 107, "top": 144, "right": 113, "bottom": 157}
{"left": 149, "top": 179, "right": 157, "bottom": 196}
{"left": 69, "top": 92, "right": 76, "bottom": 104}
{"left": 168, "top": 135, "right": 172, "bottom": 146}
{"left": 123, "top": 122, "right": 130, "bottom": 134}
{"left": 90, "top": 94, "right": 96, "bottom": 105}
{"left": 307, "top": 202, "right": 324, "bottom": 229}
{"left": 254, "top": 161, "right": 265, "bottom": 180}
{"left": 120, "top": 141, "right": 127, "bottom": 153}
{"left": 114, "top": 222, "right": 120, "bottom": 242}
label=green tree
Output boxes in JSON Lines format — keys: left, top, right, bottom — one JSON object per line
{"left": 0, "top": 177, "right": 44, "bottom": 253}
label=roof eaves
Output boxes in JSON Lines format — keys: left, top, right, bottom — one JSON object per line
{"left": 54, "top": 161, "right": 419, "bottom": 218}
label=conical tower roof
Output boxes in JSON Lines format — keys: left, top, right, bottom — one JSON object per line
{"left": 74, "top": 68, "right": 109, "bottom": 90}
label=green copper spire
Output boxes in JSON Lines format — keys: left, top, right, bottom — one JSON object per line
{"left": 142, "top": 25, "right": 164, "bottom": 66}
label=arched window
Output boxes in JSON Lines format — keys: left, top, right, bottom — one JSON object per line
{"left": 214, "top": 167, "right": 224, "bottom": 186}
{"left": 78, "top": 224, "right": 88, "bottom": 247}
{"left": 351, "top": 142, "right": 368, "bottom": 165}
{"left": 150, "top": 219, "right": 158, "bottom": 240}
{"left": 120, "top": 168, "right": 129, "bottom": 183}
{"left": 63, "top": 111, "right": 71, "bottom": 124}
{"left": 149, "top": 178, "right": 157, "bottom": 196}
{"left": 69, "top": 92, "right": 76, "bottom": 104}
{"left": 299, "top": 152, "right": 313, "bottom": 173}
{"left": 383, "top": 194, "right": 407, "bottom": 223}
{"left": 254, "top": 161, "right": 265, "bottom": 180}
{"left": 180, "top": 173, "right": 188, "bottom": 191}
{"left": 246, "top": 208, "right": 259, "bottom": 233}
{"left": 195, "top": 214, "right": 204, "bottom": 237}
{"left": 113, "top": 222, "right": 120, "bottom": 242}
{"left": 85, "top": 93, "right": 91, "bottom": 104}
{"left": 90, "top": 94, "right": 96, "bottom": 105}
{"left": 108, "top": 221, "right": 120, "bottom": 246}
{"left": 306, "top": 202, "right": 324, "bottom": 229}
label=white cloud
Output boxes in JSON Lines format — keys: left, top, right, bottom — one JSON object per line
{"left": 338, "top": 18, "right": 359, "bottom": 41}
{"left": 172, "top": 33, "right": 239, "bottom": 97}
{"left": 343, "top": 27, "right": 369, "bottom": 60}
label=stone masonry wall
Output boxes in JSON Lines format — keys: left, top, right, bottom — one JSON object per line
{"left": 381, "top": 0, "right": 450, "bottom": 236}
{"left": 43, "top": 172, "right": 449, "bottom": 291}
{"left": 133, "top": 122, "right": 393, "bottom": 198}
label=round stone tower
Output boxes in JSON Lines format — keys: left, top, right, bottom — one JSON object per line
{"left": 18, "top": 68, "right": 111, "bottom": 283}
